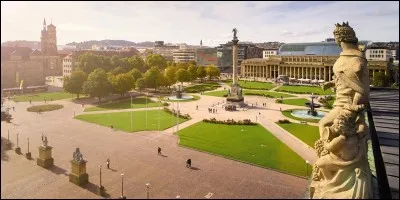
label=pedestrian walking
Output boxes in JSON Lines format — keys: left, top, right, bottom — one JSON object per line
{"left": 29, "top": 100, "right": 32, "bottom": 104}
{"left": 12, "top": 106, "right": 15, "bottom": 111}
{"left": 110, "top": 125, "right": 114, "bottom": 130}
{"left": 280, "top": 107, "right": 282, "bottom": 111}
{"left": 186, "top": 159, "right": 191, "bottom": 168}
{"left": 106, "top": 159, "right": 110, "bottom": 169}
{"left": 44, "top": 99, "right": 46, "bottom": 103}
{"left": 158, "top": 147, "right": 162, "bottom": 155}
{"left": 196, "top": 105, "right": 198, "bottom": 110}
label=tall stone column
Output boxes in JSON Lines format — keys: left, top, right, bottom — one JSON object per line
{"left": 232, "top": 38, "right": 239, "bottom": 85}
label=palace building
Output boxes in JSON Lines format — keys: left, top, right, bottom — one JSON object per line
{"left": 240, "top": 41, "right": 388, "bottom": 82}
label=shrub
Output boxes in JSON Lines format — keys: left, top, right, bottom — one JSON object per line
{"left": 244, "top": 92, "right": 274, "bottom": 98}
{"left": 278, "top": 119, "right": 291, "bottom": 124}
{"left": 222, "top": 94, "right": 228, "bottom": 97}
{"left": 163, "top": 107, "right": 191, "bottom": 119}
{"left": 202, "top": 118, "right": 257, "bottom": 125}
{"left": 27, "top": 104, "right": 64, "bottom": 112}
{"left": 275, "top": 99, "right": 283, "bottom": 103}
{"left": 162, "top": 102, "right": 169, "bottom": 106}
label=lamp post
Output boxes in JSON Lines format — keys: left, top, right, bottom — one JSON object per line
{"left": 130, "top": 93, "right": 133, "bottom": 132}
{"left": 98, "top": 164, "right": 105, "bottom": 196}
{"left": 99, "top": 165, "right": 102, "bottom": 187}
{"left": 146, "top": 183, "right": 150, "bottom": 199}
{"left": 306, "top": 160, "right": 309, "bottom": 177}
{"left": 120, "top": 173, "right": 126, "bottom": 199}
{"left": 146, "top": 93, "right": 148, "bottom": 129}
{"left": 158, "top": 101, "right": 161, "bottom": 131}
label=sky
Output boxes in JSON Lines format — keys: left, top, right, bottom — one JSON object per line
{"left": 1, "top": 1, "right": 399, "bottom": 47}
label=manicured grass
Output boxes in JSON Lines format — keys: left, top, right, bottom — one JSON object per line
{"left": 162, "top": 95, "right": 200, "bottom": 102}
{"left": 277, "top": 85, "right": 334, "bottom": 95}
{"left": 12, "top": 92, "right": 75, "bottom": 102}
{"left": 184, "top": 82, "right": 220, "bottom": 93}
{"left": 279, "top": 98, "right": 310, "bottom": 107}
{"left": 76, "top": 110, "right": 188, "bottom": 132}
{"left": 281, "top": 109, "right": 321, "bottom": 123}
{"left": 26, "top": 104, "right": 64, "bottom": 112}
{"left": 277, "top": 123, "right": 319, "bottom": 148}
{"left": 237, "top": 80, "right": 276, "bottom": 90}
{"left": 178, "top": 122, "right": 312, "bottom": 177}
{"left": 84, "top": 97, "right": 161, "bottom": 112}
{"left": 204, "top": 89, "right": 295, "bottom": 98}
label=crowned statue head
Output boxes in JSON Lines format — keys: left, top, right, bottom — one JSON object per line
{"left": 333, "top": 21, "right": 358, "bottom": 46}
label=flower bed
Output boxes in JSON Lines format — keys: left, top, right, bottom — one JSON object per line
{"left": 203, "top": 117, "right": 257, "bottom": 125}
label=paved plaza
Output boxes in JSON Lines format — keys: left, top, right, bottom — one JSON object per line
{"left": 1, "top": 83, "right": 320, "bottom": 199}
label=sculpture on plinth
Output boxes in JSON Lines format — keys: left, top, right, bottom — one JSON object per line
{"left": 37, "top": 133, "right": 54, "bottom": 168}
{"left": 309, "top": 22, "right": 372, "bottom": 199}
{"left": 73, "top": 148, "right": 84, "bottom": 162}
{"left": 41, "top": 134, "right": 48, "bottom": 147}
{"left": 69, "top": 147, "right": 89, "bottom": 186}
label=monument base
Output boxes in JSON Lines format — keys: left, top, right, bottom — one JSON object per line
{"left": 6, "top": 142, "right": 11, "bottom": 150}
{"left": 69, "top": 173, "right": 89, "bottom": 186}
{"left": 15, "top": 147, "right": 21, "bottom": 154}
{"left": 98, "top": 186, "right": 105, "bottom": 196}
{"left": 37, "top": 157, "right": 54, "bottom": 168}
{"left": 25, "top": 152, "right": 31, "bottom": 159}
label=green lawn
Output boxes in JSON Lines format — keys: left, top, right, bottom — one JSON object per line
{"left": 281, "top": 109, "right": 321, "bottom": 123}
{"left": 204, "top": 89, "right": 294, "bottom": 98}
{"left": 277, "top": 123, "right": 319, "bottom": 148}
{"left": 162, "top": 95, "right": 200, "bottom": 102}
{"left": 277, "top": 85, "right": 334, "bottom": 95}
{"left": 178, "top": 122, "right": 312, "bottom": 177}
{"left": 184, "top": 82, "right": 220, "bottom": 93}
{"left": 84, "top": 97, "right": 160, "bottom": 112}
{"left": 237, "top": 80, "right": 276, "bottom": 90}
{"left": 12, "top": 92, "right": 75, "bottom": 102}
{"left": 279, "top": 98, "right": 310, "bottom": 107}
{"left": 76, "top": 110, "right": 188, "bottom": 132}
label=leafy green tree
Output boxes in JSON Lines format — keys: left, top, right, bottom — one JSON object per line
{"left": 188, "top": 60, "right": 197, "bottom": 66}
{"left": 135, "top": 78, "right": 146, "bottom": 92}
{"left": 111, "top": 66, "right": 126, "bottom": 75}
{"left": 127, "top": 55, "right": 147, "bottom": 72}
{"left": 143, "top": 66, "right": 163, "bottom": 91}
{"left": 110, "top": 73, "right": 135, "bottom": 97}
{"left": 373, "top": 71, "right": 390, "bottom": 87}
{"left": 187, "top": 65, "right": 198, "bottom": 82}
{"left": 83, "top": 69, "right": 112, "bottom": 102}
{"left": 129, "top": 68, "right": 143, "bottom": 83}
{"left": 146, "top": 54, "right": 167, "bottom": 70}
{"left": 164, "top": 66, "right": 177, "bottom": 87}
{"left": 197, "top": 66, "right": 207, "bottom": 82}
{"left": 206, "top": 65, "right": 220, "bottom": 81}
{"left": 110, "top": 55, "right": 122, "bottom": 68}
{"left": 63, "top": 70, "right": 87, "bottom": 99}
{"left": 176, "top": 68, "right": 190, "bottom": 85}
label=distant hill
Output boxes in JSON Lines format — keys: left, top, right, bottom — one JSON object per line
{"left": 65, "top": 40, "right": 155, "bottom": 49}
{"left": 1, "top": 40, "right": 41, "bottom": 50}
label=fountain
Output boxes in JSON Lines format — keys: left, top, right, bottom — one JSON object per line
{"left": 166, "top": 85, "right": 194, "bottom": 101}
{"left": 305, "top": 93, "right": 319, "bottom": 116}
{"left": 290, "top": 93, "right": 327, "bottom": 120}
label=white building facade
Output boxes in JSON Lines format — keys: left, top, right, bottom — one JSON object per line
{"left": 62, "top": 54, "right": 73, "bottom": 78}
{"left": 366, "top": 48, "right": 392, "bottom": 61}
{"left": 263, "top": 49, "right": 278, "bottom": 59}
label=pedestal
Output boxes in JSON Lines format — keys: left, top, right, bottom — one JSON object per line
{"left": 25, "top": 152, "right": 31, "bottom": 159}
{"left": 226, "top": 85, "right": 246, "bottom": 108}
{"left": 69, "top": 159, "right": 89, "bottom": 186}
{"left": 37, "top": 145, "right": 54, "bottom": 168}
{"left": 98, "top": 186, "right": 105, "bottom": 196}
{"left": 6, "top": 142, "right": 11, "bottom": 150}
{"left": 15, "top": 147, "right": 21, "bottom": 154}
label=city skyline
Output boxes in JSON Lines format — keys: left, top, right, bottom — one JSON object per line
{"left": 1, "top": 1, "right": 399, "bottom": 47}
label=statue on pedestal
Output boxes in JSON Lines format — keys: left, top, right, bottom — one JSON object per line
{"left": 41, "top": 134, "right": 48, "bottom": 147}
{"left": 232, "top": 28, "right": 238, "bottom": 40}
{"left": 309, "top": 22, "right": 372, "bottom": 199}
{"left": 73, "top": 148, "right": 84, "bottom": 162}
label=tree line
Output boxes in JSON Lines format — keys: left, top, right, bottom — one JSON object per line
{"left": 63, "top": 52, "right": 220, "bottom": 102}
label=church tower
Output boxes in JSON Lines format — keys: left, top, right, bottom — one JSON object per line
{"left": 40, "top": 18, "right": 48, "bottom": 54}
{"left": 40, "top": 18, "right": 57, "bottom": 55}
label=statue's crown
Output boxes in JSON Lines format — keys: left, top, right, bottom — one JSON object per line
{"left": 335, "top": 21, "right": 350, "bottom": 28}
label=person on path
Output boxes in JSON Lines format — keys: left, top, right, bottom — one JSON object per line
{"left": 12, "top": 106, "right": 15, "bottom": 111}
{"left": 186, "top": 159, "right": 191, "bottom": 168}
{"left": 110, "top": 125, "right": 114, "bottom": 130}
{"left": 30, "top": 100, "right": 32, "bottom": 104}
{"left": 107, "top": 159, "right": 110, "bottom": 169}
{"left": 196, "top": 105, "right": 198, "bottom": 110}
{"left": 158, "top": 147, "right": 162, "bottom": 155}
{"left": 44, "top": 99, "right": 46, "bottom": 103}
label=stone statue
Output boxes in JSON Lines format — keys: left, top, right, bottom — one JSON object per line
{"left": 73, "top": 148, "right": 83, "bottom": 162}
{"left": 232, "top": 28, "right": 238, "bottom": 39}
{"left": 309, "top": 22, "right": 372, "bottom": 199}
{"left": 41, "top": 134, "right": 48, "bottom": 147}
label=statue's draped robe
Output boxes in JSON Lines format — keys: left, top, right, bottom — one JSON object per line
{"left": 310, "top": 50, "right": 372, "bottom": 199}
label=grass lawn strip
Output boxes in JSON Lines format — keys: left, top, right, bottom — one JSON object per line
{"left": 184, "top": 82, "right": 220, "bottom": 93}
{"left": 76, "top": 110, "right": 188, "bottom": 132}
{"left": 277, "top": 123, "right": 319, "bottom": 148}
{"left": 84, "top": 97, "right": 160, "bottom": 112}
{"left": 178, "top": 122, "right": 312, "bottom": 177}
{"left": 279, "top": 98, "right": 310, "bottom": 107}
{"left": 13, "top": 92, "right": 75, "bottom": 102}
{"left": 281, "top": 109, "right": 321, "bottom": 123}
{"left": 277, "top": 85, "right": 334, "bottom": 95}
{"left": 27, "top": 104, "right": 64, "bottom": 112}
{"left": 204, "top": 89, "right": 294, "bottom": 98}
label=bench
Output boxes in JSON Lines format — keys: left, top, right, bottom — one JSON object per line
{"left": 300, "top": 121, "right": 308, "bottom": 125}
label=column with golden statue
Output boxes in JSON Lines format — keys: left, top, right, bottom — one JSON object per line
{"left": 309, "top": 22, "right": 372, "bottom": 199}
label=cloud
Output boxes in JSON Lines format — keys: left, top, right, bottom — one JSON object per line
{"left": 1, "top": 1, "right": 399, "bottom": 46}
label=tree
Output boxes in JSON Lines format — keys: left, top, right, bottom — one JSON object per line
{"left": 83, "top": 69, "right": 112, "bottom": 102}
{"left": 206, "top": 65, "right": 220, "bottom": 81}
{"left": 164, "top": 66, "right": 177, "bottom": 88}
{"left": 197, "top": 66, "right": 207, "bottom": 82}
{"left": 372, "top": 71, "right": 390, "bottom": 87}
{"left": 127, "top": 55, "right": 147, "bottom": 72}
{"left": 187, "top": 65, "right": 198, "bottom": 83}
{"left": 176, "top": 68, "right": 190, "bottom": 85}
{"left": 188, "top": 60, "right": 197, "bottom": 66}
{"left": 129, "top": 68, "right": 143, "bottom": 84}
{"left": 111, "top": 66, "right": 126, "bottom": 75}
{"left": 110, "top": 73, "right": 135, "bottom": 97}
{"left": 143, "top": 66, "right": 163, "bottom": 91}
{"left": 135, "top": 78, "right": 146, "bottom": 92}
{"left": 110, "top": 55, "right": 122, "bottom": 68}
{"left": 63, "top": 70, "right": 87, "bottom": 99}
{"left": 146, "top": 54, "right": 167, "bottom": 70}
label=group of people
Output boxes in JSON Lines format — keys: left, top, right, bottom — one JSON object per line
{"left": 208, "top": 108, "right": 218, "bottom": 113}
